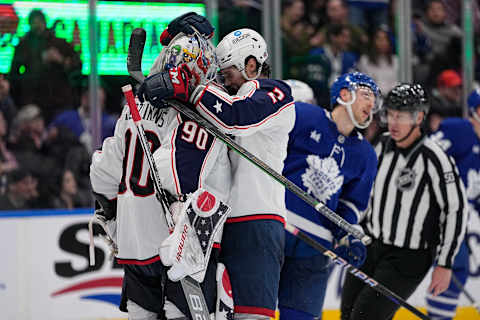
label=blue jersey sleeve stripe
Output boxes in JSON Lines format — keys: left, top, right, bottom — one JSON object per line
{"left": 205, "top": 85, "right": 233, "bottom": 105}
{"left": 197, "top": 100, "right": 294, "bottom": 131}
{"left": 204, "top": 81, "right": 259, "bottom": 105}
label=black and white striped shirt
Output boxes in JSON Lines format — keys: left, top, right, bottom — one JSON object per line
{"left": 365, "top": 133, "right": 468, "bottom": 268}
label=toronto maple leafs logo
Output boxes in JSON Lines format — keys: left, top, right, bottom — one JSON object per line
{"left": 467, "top": 169, "right": 480, "bottom": 202}
{"left": 301, "top": 155, "right": 343, "bottom": 202}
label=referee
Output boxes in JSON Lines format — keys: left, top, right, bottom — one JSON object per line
{"left": 340, "top": 83, "right": 468, "bottom": 320}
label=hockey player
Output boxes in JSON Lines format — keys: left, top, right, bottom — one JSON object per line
{"left": 341, "top": 83, "right": 468, "bottom": 320}
{"left": 279, "top": 74, "right": 379, "bottom": 320}
{"left": 427, "top": 89, "right": 480, "bottom": 319}
{"left": 90, "top": 26, "right": 229, "bottom": 319}
{"left": 138, "top": 28, "right": 295, "bottom": 319}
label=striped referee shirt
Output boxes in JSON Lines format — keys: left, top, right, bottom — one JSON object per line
{"left": 365, "top": 133, "right": 468, "bottom": 268}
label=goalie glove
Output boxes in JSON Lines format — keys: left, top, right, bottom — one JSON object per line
{"left": 88, "top": 196, "right": 118, "bottom": 266}
{"left": 137, "top": 64, "right": 192, "bottom": 107}
{"left": 334, "top": 234, "right": 367, "bottom": 268}
{"left": 160, "top": 12, "right": 214, "bottom": 46}
{"left": 160, "top": 189, "right": 230, "bottom": 283}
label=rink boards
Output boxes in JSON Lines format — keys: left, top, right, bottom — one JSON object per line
{"left": 0, "top": 208, "right": 479, "bottom": 320}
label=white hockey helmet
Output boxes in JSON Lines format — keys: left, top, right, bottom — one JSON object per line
{"left": 150, "top": 32, "right": 217, "bottom": 86}
{"left": 284, "top": 79, "right": 316, "bottom": 104}
{"left": 216, "top": 28, "right": 268, "bottom": 80}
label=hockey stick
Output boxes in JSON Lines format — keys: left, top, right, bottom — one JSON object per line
{"left": 126, "top": 27, "right": 430, "bottom": 320}
{"left": 127, "top": 27, "right": 371, "bottom": 246}
{"left": 285, "top": 223, "right": 431, "bottom": 320}
{"left": 451, "top": 274, "right": 480, "bottom": 313}
{"left": 123, "top": 28, "right": 210, "bottom": 320}
{"left": 122, "top": 84, "right": 211, "bottom": 320}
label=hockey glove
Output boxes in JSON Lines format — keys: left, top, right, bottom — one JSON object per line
{"left": 93, "top": 191, "right": 117, "bottom": 221}
{"left": 160, "top": 189, "right": 230, "bottom": 283}
{"left": 160, "top": 12, "right": 214, "bottom": 46}
{"left": 334, "top": 234, "right": 367, "bottom": 268}
{"left": 137, "top": 65, "right": 192, "bottom": 107}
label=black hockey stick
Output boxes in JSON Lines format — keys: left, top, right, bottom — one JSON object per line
{"left": 126, "top": 28, "right": 371, "bottom": 246}
{"left": 127, "top": 27, "right": 429, "bottom": 320}
{"left": 285, "top": 224, "right": 431, "bottom": 320}
{"left": 124, "top": 28, "right": 210, "bottom": 320}
{"left": 451, "top": 274, "right": 480, "bottom": 313}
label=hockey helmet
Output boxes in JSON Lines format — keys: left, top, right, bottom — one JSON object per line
{"left": 380, "top": 83, "right": 429, "bottom": 125}
{"left": 150, "top": 31, "right": 217, "bottom": 87}
{"left": 330, "top": 72, "right": 380, "bottom": 129}
{"left": 382, "top": 83, "right": 429, "bottom": 113}
{"left": 216, "top": 28, "right": 268, "bottom": 80}
{"left": 284, "top": 79, "right": 316, "bottom": 104}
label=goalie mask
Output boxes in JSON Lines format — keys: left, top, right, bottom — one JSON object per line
{"left": 150, "top": 32, "right": 217, "bottom": 87}
{"left": 330, "top": 72, "right": 380, "bottom": 129}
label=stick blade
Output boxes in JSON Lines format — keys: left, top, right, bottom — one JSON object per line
{"left": 127, "top": 27, "right": 146, "bottom": 82}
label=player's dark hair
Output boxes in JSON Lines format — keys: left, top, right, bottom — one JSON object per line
{"left": 245, "top": 55, "right": 271, "bottom": 78}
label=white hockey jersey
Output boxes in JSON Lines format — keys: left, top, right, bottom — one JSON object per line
{"left": 192, "top": 79, "right": 295, "bottom": 223}
{"left": 90, "top": 100, "right": 230, "bottom": 264}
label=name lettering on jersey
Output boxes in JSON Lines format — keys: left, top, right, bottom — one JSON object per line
{"left": 467, "top": 169, "right": 480, "bottom": 201}
{"left": 329, "top": 144, "right": 345, "bottom": 167}
{"left": 301, "top": 155, "right": 343, "bottom": 203}
{"left": 126, "top": 103, "right": 167, "bottom": 127}
{"left": 310, "top": 130, "right": 321, "bottom": 143}
{"left": 443, "top": 171, "right": 455, "bottom": 184}
{"left": 396, "top": 167, "right": 416, "bottom": 191}
{"left": 213, "top": 100, "right": 223, "bottom": 113}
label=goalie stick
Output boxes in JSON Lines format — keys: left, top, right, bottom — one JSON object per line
{"left": 122, "top": 28, "right": 210, "bottom": 320}
{"left": 127, "top": 27, "right": 431, "bottom": 320}
{"left": 122, "top": 84, "right": 211, "bottom": 320}
{"left": 126, "top": 28, "right": 371, "bottom": 247}
{"left": 284, "top": 224, "right": 431, "bottom": 320}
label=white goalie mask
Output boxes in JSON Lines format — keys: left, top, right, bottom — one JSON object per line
{"left": 216, "top": 28, "right": 268, "bottom": 80}
{"left": 150, "top": 32, "right": 218, "bottom": 87}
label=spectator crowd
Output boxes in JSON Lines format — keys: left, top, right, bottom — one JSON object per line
{"left": 1, "top": 0, "right": 480, "bottom": 210}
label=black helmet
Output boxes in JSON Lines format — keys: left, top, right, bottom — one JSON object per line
{"left": 383, "top": 83, "right": 429, "bottom": 114}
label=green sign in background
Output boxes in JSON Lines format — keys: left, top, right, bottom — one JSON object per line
{"left": 0, "top": 1, "right": 206, "bottom": 75}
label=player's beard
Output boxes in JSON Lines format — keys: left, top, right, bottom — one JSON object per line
{"left": 225, "top": 85, "right": 238, "bottom": 95}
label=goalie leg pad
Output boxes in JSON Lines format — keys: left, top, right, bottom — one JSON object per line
{"left": 215, "top": 263, "right": 234, "bottom": 320}
{"left": 127, "top": 300, "right": 158, "bottom": 320}
{"left": 160, "top": 188, "right": 230, "bottom": 283}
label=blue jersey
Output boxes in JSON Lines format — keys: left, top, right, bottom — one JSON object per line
{"left": 193, "top": 79, "right": 295, "bottom": 221}
{"left": 283, "top": 102, "right": 377, "bottom": 255}
{"left": 431, "top": 118, "right": 480, "bottom": 214}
